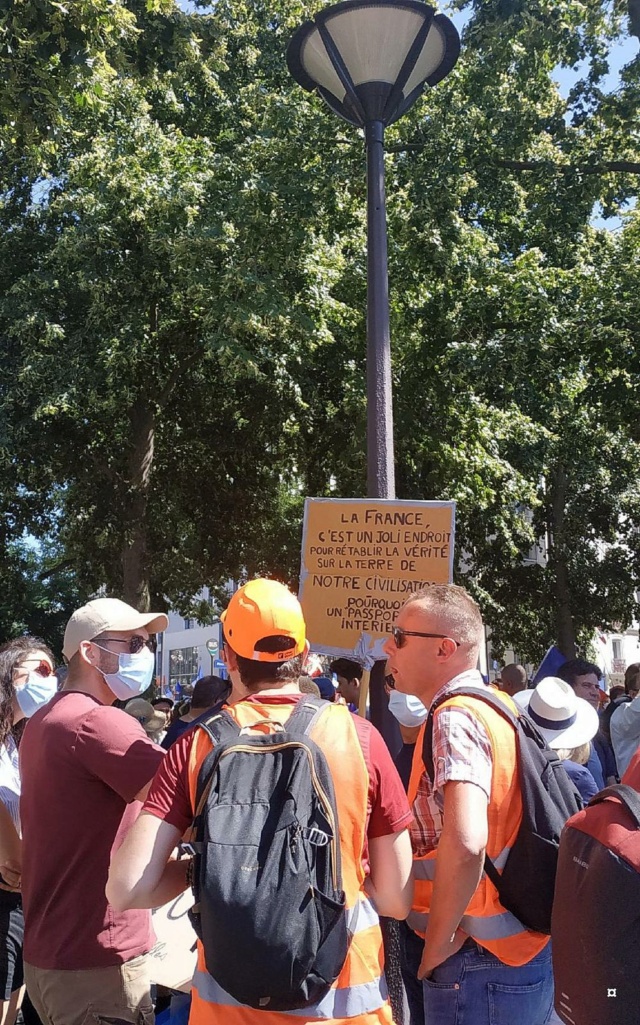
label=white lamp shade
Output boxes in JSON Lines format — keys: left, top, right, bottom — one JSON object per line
{"left": 287, "top": 0, "right": 459, "bottom": 127}
{"left": 298, "top": 28, "right": 346, "bottom": 102}
{"left": 402, "top": 19, "right": 447, "bottom": 95}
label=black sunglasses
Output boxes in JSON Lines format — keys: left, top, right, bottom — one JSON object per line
{"left": 391, "top": 627, "right": 460, "bottom": 649}
{"left": 98, "top": 636, "right": 155, "bottom": 655}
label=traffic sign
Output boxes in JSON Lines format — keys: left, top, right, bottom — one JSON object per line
{"left": 206, "top": 638, "right": 219, "bottom": 656}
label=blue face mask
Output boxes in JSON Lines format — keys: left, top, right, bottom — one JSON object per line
{"left": 17, "top": 671, "right": 59, "bottom": 718}
{"left": 388, "top": 690, "right": 428, "bottom": 728}
{"left": 96, "top": 645, "right": 156, "bottom": 701}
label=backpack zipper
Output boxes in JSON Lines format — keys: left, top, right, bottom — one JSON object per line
{"left": 217, "top": 742, "right": 339, "bottom": 890}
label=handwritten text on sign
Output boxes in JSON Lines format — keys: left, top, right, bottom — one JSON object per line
{"left": 299, "top": 499, "right": 456, "bottom": 661}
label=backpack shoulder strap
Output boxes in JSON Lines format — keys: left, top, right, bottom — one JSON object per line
{"left": 587, "top": 783, "right": 640, "bottom": 826}
{"left": 196, "top": 707, "right": 241, "bottom": 743}
{"left": 193, "top": 710, "right": 241, "bottom": 811}
{"left": 422, "top": 686, "right": 517, "bottom": 781}
{"left": 285, "top": 695, "right": 330, "bottom": 736}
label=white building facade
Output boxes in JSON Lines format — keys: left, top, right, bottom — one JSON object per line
{"left": 594, "top": 622, "right": 640, "bottom": 687}
{"left": 155, "top": 588, "right": 225, "bottom": 698}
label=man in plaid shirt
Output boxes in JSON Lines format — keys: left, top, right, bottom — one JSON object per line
{"left": 384, "top": 584, "right": 553, "bottom": 1025}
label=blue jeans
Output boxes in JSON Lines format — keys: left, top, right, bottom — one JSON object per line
{"left": 400, "top": 920, "right": 554, "bottom": 1025}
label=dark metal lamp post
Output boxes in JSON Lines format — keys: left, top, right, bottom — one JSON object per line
{"left": 287, "top": 0, "right": 460, "bottom": 500}
{"left": 287, "top": 3, "right": 460, "bottom": 775}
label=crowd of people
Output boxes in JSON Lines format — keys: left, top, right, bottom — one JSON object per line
{"left": 0, "top": 581, "right": 637, "bottom": 1025}
{"left": 497, "top": 655, "right": 638, "bottom": 794}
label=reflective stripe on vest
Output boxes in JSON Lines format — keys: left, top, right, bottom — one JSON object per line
{"left": 347, "top": 893, "right": 380, "bottom": 934}
{"left": 412, "top": 845, "right": 512, "bottom": 881}
{"left": 406, "top": 907, "right": 525, "bottom": 941}
{"left": 193, "top": 970, "right": 389, "bottom": 1019}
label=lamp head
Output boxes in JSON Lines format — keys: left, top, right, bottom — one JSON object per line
{"left": 287, "top": 0, "right": 460, "bottom": 128}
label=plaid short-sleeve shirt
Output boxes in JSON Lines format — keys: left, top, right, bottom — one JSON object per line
{"left": 411, "top": 670, "right": 493, "bottom": 858}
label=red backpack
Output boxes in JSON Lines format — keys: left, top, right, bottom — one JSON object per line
{"left": 551, "top": 783, "right": 640, "bottom": 1025}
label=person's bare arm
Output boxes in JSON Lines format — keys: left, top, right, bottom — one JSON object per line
{"left": 418, "top": 780, "right": 488, "bottom": 979}
{"left": 107, "top": 812, "right": 186, "bottom": 911}
{"left": 0, "top": 802, "right": 21, "bottom": 891}
{"left": 365, "top": 829, "right": 414, "bottom": 919}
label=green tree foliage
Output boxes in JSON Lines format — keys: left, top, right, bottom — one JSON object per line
{"left": 0, "top": 539, "right": 89, "bottom": 657}
{"left": 1, "top": 0, "right": 639, "bottom": 661}
{"left": 0, "top": 0, "right": 176, "bottom": 153}
{"left": 381, "top": 0, "right": 640, "bottom": 658}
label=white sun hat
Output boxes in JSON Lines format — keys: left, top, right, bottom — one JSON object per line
{"left": 513, "top": 676, "right": 599, "bottom": 750}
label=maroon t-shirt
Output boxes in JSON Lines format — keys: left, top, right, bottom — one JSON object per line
{"left": 20, "top": 690, "right": 165, "bottom": 970}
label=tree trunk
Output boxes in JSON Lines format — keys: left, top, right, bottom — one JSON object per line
{"left": 554, "top": 555, "right": 577, "bottom": 658}
{"left": 548, "top": 465, "right": 577, "bottom": 658}
{"left": 121, "top": 397, "right": 154, "bottom": 612}
{"left": 629, "top": 0, "right": 640, "bottom": 40}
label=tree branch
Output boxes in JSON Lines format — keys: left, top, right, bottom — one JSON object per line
{"left": 385, "top": 145, "right": 640, "bottom": 175}
{"left": 381, "top": 146, "right": 640, "bottom": 174}
{"left": 37, "top": 558, "right": 75, "bottom": 581}
{"left": 156, "top": 338, "right": 204, "bottom": 409}
{"left": 492, "top": 159, "right": 640, "bottom": 175}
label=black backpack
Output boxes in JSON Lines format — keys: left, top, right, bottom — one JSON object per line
{"left": 422, "top": 685, "right": 582, "bottom": 935}
{"left": 551, "top": 784, "right": 640, "bottom": 1025}
{"left": 187, "top": 697, "right": 349, "bottom": 1011}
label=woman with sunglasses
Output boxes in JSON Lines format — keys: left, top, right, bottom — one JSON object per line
{"left": 0, "top": 636, "right": 57, "bottom": 1025}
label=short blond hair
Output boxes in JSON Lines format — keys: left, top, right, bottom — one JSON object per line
{"left": 555, "top": 742, "right": 591, "bottom": 766}
{"left": 404, "top": 584, "right": 483, "bottom": 648}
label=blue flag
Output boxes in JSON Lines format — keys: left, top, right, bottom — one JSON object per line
{"left": 532, "top": 645, "right": 566, "bottom": 686}
{"left": 192, "top": 664, "right": 204, "bottom": 685}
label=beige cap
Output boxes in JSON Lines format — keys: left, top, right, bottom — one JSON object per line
{"left": 63, "top": 597, "right": 169, "bottom": 661}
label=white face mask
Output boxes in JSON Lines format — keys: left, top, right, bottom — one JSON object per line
{"left": 16, "top": 671, "right": 58, "bottom": 718}
{"left": 388, "top": 690, "right": 428, "bottom": 728}
{"left": 94, "top": 644, "right": 156, "bottom": 701}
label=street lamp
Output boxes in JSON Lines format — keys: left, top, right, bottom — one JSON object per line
{"left": 287, "top": 3, "right": 460, "bottom": 754}
{"left": 287, "top": 0, "right": 459, "bottom": 499}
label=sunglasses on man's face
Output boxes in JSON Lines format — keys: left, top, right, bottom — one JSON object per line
{"left": 97, "top": 636, "right": 155, "bottom": 655}
{"left": 390, "top": 627, "right": 460, "bottom": 649}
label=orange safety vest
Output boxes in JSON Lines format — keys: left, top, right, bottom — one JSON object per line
{"left": 407, "top": 692, "right": 549, "bottom": 967}
{"left": 186, "top": 697, "right": 394, "bottom": 1025}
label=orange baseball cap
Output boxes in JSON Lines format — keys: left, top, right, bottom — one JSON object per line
{"left": 221, "top": 579, "right": 306, "bottom": 662}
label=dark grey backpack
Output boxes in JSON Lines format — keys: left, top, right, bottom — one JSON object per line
{"left": 188, "top": 697, "right": 348, "bottom": 1010}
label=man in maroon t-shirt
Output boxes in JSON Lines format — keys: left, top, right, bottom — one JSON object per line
{"left": 20, "top": 598, "right": 168, "bottom": 1025}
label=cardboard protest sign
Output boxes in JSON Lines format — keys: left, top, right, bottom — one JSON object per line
{"left": 299, "top": 498, "right": 455, "bottom": 662}
{"left": 149, "top": 889, "right": 197, "bottom": 993}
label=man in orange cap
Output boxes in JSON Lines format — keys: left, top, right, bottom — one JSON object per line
{"left": 108, "top": 578, "right": 414, "bottom": 1025}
